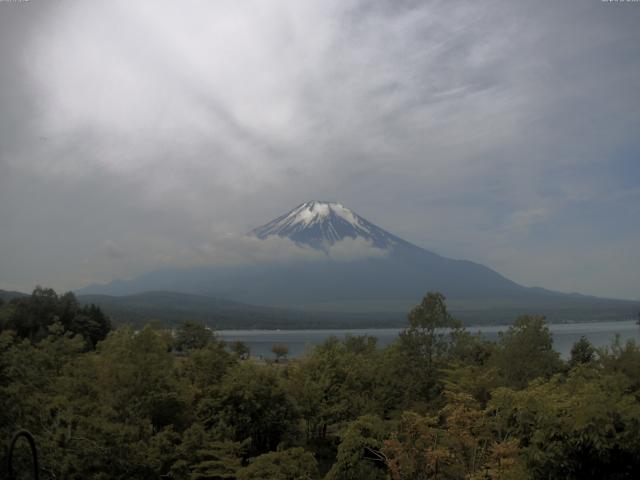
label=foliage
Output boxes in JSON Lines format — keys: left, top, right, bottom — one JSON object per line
{"left": 493, "top": 315, "right": 564, "bottom": 389}
{"left": 388, "top": 292, "right": 463, "bottom": 407}
{"left": 180, "top": 340, "right": 236, "bottom": 390}
{"left": 383, "top": 411, "right": 450, "bottom": 480}
{"left": 197, "top": 363, "right": 299, "bottom": 455}
{"left": 176, "top": 424, "right": 246, "bottom": 480}
{"left": 404, "top": 292, "right": 462, "bottom": 365}
{"left": 0, "top": 286, "right": 111, "bottom": 348}
{"left": 174, "top": 320, "right": 216, "bottom": 352}
{"left": 568, "top": 336, "right": 596, "bottom": 369}
{"left": 272, "top": 343, "right": 289, "bottom": 362}
{"left": 382, "top": 394, "right": 528, "bottom": 480}
{"left": 236, "top": 447, "right": 318, "bottom": 480}
{"left": 598, "top": 336, "right": 640, "bottom": 391}
{"left": 324, "top": 415, "right": 388, "bottom": 480}
{"left": 230, "top": 340, "right": 250, "bottom": 360}
{"left": 490, "top": 368, "right": 640, "bottom": 479}
{"left": 285, "top": 336, "right": 386, "bottom": 441}
{"left": 2, "top": 288, "right": 640, "bottom": 479}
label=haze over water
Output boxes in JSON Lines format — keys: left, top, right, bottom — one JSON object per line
{"left": 221, "top": 320, "right": 640, "bottom": 360}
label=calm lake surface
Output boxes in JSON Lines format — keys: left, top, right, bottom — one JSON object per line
{"left": 220, "top": 320, "right": 640, "bottom": 360}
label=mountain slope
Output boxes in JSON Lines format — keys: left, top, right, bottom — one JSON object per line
{"left": 78, "top": 201, "right": 638, "bottom": 323}
{"left": 0, "top": 289, "right": 29, "bottom": 302}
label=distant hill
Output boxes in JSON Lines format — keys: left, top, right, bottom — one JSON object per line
{"left": 3, "top": 287, "right": 635, "bottom": 329}
{"left": 0, "top": 289, "right": 29, "bottom": 302}
{"left": 79, "top": 291, "right": 638, "bottom": 329}
{"left": 78, "top": 201, "right": 639, "bottom": 324}
{"left": 77, "top": 291, "right": 404, "bottom": 329}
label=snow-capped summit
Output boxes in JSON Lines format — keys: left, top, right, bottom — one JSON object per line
{"left": 252, "top": 201, "right": 403, "bottom": 250}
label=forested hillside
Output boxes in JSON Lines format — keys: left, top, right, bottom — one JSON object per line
{"left": 2, "top": 289, "right": 640, "bottom": 479}
{"left": 77, "top": 291, "right": 405, "bottom": 330}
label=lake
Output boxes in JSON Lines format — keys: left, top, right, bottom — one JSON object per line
{"left": 219, "top": 320, "right": 640, "bottom": 359}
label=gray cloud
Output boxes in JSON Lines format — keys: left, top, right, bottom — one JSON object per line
{"left": 1, "top": 0, "right": 639, "bottom": 299}
{"left": 190, "top": 234, "right": 389, "bottom": 267}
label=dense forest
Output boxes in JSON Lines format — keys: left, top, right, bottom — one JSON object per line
{"left": 1, "top": 288, "right": 640, "bottom": 479}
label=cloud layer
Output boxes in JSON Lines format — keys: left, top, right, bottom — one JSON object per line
{"left": 1, "top": 0, "right": 639, "bottom": 299}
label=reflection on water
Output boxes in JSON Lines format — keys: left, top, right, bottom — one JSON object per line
{"left": 220, "top": 320, "right": 640, "bottom": 360}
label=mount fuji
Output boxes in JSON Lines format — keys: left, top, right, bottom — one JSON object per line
{"left": 77, "top": 201, "right": 637, "bottom": 325}
{"left": 252, "top": 201, "right": 405, "bottom": 251}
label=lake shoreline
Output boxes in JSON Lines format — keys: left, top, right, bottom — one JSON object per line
{"left": 219, "top": 319, "right": 640, "bottom": 360}
{"left": 218, "top": 317, "right": 637, "bottom": 333}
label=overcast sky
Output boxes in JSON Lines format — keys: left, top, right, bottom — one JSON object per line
{"left": 1, "top": 0, "right": 639, "bottom": 300}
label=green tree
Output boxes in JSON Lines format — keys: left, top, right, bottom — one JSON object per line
{"left": 489, "top": 368, "right": 640, "bottom": 479}
{"left": 568, "top": 336, "right": 596, "bottom": 369}
{"left": 198, "top": 363, "right": 299, "bottom": 455}
{"left": 178, "top": 424, "right": 245, "bottom": 480}
{"left": 382, "top": 396, "right": 527, "bottom": 480}
{"left": 71, "top": 303, "right": 112, "bottom": 349}
{"left": 405, "top": 293, "right": 461, "bottom": 366}
{"left": 343, "top": 334, "right": 377, "bottom": 355}
{"left": 181, "top": 340, "right": 236, "bottom": 390}
{"left": 236, "top": 447, "right": 318, "bottom": 480}
{"left": 0, "top": 287, "right": 110, "bottom": 348}
{"left": 286, "top": 337, "right": 385, "bottom": 441}
{"left": 96, "top": 326, "right": 189, "bottom": 430}
{"left": 442, "top": 331, "right": 499, "bottom": 407}
{"left": 390, "top": 292, "right": 462, "bottom": 407}
{"left": 382, "top": 411, "right": 451, "bottom": 480}
{"left": 325, "top": 415, "right": 388, "bottom": 480}
{"left": 599, "top": 336, "right": 640, "bottom": 392}
{"left": 175, "top": 321, "right": 215, "bottom": 352}
{"left": 230, "top": 340, "right": 250, "bottom": 360}
{"left": 493, "top": 315, "right": 563, "bottom": 389}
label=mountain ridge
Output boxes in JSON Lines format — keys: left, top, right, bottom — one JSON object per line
{"left": 76, "top": 201, "right": 639, "bottom": 323}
